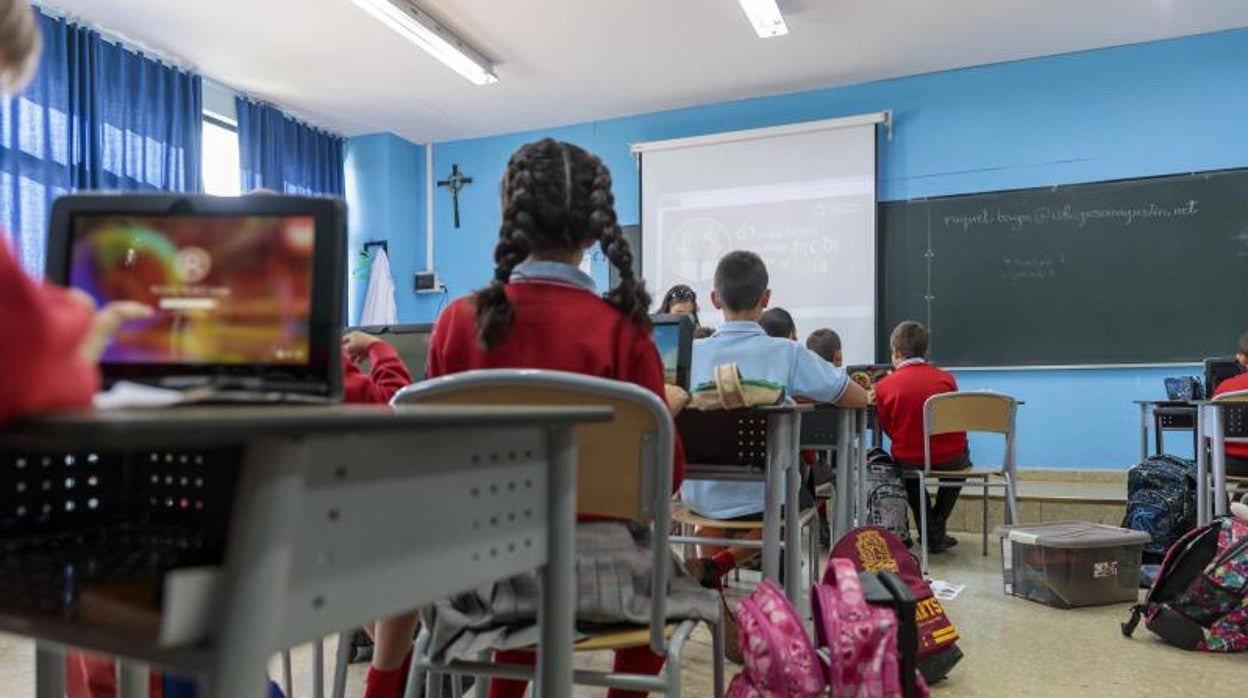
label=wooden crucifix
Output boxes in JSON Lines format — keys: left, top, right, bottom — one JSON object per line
{"left": 437, "top": 164, "right": 473, "bottom": 229}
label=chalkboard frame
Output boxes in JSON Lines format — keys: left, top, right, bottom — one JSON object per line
{"left": 876, "top": 167, "right": 1248, "bottom": 368}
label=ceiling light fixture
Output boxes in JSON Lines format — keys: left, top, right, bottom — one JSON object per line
{"left": 349, "top": 0, "right": 498, "bottom": 85}
{"left": 737, "top": 0, "right": 789, "bottom": 38}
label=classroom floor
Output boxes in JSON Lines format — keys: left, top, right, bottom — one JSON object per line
{"left": 0, "top": 531, "right": 1242, "bottom": 697}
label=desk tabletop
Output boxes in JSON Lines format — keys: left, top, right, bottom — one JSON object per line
{"left": 0, "top": 404, "right": 614, "bottom": 450}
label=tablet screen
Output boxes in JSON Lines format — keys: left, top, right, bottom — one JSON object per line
{"left": 69, "top": 214, "right": 316, "bottom": 366}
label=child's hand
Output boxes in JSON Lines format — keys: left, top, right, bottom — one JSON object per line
{"left": 664, "top": 384, "right": 690, "bottom": 417}
{"left": 80, "top": 301, "right": 155, "bottom": 362}
{"left": 342, "top": 330, "right": 381, "bottom": 362}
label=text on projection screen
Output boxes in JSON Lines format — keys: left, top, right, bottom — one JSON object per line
{"left": 640, "top": 123, "right": 877, "bottom": 363}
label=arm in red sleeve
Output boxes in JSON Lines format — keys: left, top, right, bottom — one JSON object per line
{"left": 341, "top": 341, "right": 413, "bottom": 405}
{"left": 0, "top": 244, "right": 99, "bottom": 423}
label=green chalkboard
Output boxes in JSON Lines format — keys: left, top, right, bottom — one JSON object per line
{"left": 879, "top": 169, "right": 1248, "bottom": 366}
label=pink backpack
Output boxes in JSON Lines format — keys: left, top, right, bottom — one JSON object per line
{"left": 726, "top": 580, "right": 825, "bottom": 697}
{"left": 812, "top": 559, "right": 930, "bottom": 698}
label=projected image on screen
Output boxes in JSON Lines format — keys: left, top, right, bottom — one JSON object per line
{"left": 70, "top": 215, "right": 316, "bottom": 365}
{"left": 641, "top": 121, "right": 879, "bottom": 363}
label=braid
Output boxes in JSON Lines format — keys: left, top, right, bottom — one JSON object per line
{"left": 474, "top": 153, "right": 535, "bottom": 350}
{"left": 590, "top": 161, "right": 651, "bottom": 330}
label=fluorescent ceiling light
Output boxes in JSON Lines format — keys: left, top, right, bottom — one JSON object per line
{"left": 349, "top": 0, "right": 498, "bottom": 85}
{"left": 737, "top": 0, "right": 789, "bottom": 38}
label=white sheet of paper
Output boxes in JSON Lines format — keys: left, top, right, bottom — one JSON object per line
{"left": 93, "top": 381, "right": 188, "bottom": 410}
{"left": 930, "top": 580, "right": 966, "bottom": 601}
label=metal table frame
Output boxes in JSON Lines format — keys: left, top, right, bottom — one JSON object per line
{"left": 1, "top": 404, "right": 610, "bottom": 698}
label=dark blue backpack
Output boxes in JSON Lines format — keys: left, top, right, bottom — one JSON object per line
{"left": 1122, "top": 454, "right": 1197, "bottom": 562}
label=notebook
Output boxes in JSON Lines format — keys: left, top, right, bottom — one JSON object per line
{"left": 46, "top": 194, "right": 347, "bottom": 402}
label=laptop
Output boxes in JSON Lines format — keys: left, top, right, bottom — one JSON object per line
{"left": 1205, "top": 357, "right": 1244, "bottom": 396}
{"left": 46, "top": 194, "right": 347, "bottom": 402}
{"left": 346, "top": 324, "right": 434, "bottom": 381}
{"left": 651, "top": 313, "right": 694, "bottom": 390}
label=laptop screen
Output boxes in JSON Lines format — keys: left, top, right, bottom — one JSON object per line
{"left": 651, "top": 314, "right": 693, "bottom": 390}
{"left": 70, "top": 214, "right": 316, "bottom": 366}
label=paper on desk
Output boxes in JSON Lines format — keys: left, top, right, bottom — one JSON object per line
{"left": 94, "top": 381, "right": 189, "bottom": 410}
{"left": 160, "top": 566, "right": 222, "bottom": 647}
{"left": 929, "top": 580, "right": 966, "bottom": 601}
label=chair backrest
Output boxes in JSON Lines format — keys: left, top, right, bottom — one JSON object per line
{"left": 392, "top": 369, "right": 671, "bottom": 522}
{"left": 924, "top": 391, "right": 1016, "bottom": 437}
{"left": 1213, "top": 388, "right": 1248, "bottom": 441}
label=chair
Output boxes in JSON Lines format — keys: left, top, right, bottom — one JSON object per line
{"left": 364, "top": 369, "right": 724, "bottom": 698}
{"left": 909, "top": 391, "right": 1020, "bottom": 575}
{"left": 671, "top": 407, "right": 821, "bottom": 604}
{"left": 1211, "top": 389, "right": 1248, "bottom": 520}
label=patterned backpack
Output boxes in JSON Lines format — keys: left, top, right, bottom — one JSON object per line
{"left": 813, "top": 559, "right": 930, "bottom": 698}
{"left": 1122, "top": 513, "right": 1248, "bottom": 652}
{"left": 727, "top": 580, "right": 825, "bottom": 697}
{"left": 1122, "top": 454, "right": 1198, "bottom": 562}
{"left": 863, "top": 448, "right": 913, "bottom": 547}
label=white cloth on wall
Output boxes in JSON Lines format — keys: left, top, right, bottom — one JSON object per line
{"left": 361, "top": 248, "right": 397, "bottom": 326}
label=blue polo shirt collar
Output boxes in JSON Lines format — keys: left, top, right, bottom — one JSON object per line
{"left": 714, "top": 321, "right": 766, "bottom": 336}
{"left": 510, "top": 260, "right": 597, "bottom": 293}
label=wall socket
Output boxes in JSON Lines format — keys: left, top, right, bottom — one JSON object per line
{"left": 414, "top": 269, "right": 442, "bottom": 293}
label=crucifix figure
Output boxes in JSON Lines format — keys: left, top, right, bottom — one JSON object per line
{"left": 437, "top": 164, "right": 473, "bottom": 229}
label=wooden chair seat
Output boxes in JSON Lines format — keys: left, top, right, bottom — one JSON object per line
{"left": 574, "top": 624, "right": 679, "bottom": 652}
{"left": 920, "top": 468, "right": 1000, "bottom": 479}
{"left": 671, "top": 502, "right": 814, "bottom": 530}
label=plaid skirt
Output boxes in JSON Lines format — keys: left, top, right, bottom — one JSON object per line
{"left": 422, "top": 520, "right": 721, "bottom": 662}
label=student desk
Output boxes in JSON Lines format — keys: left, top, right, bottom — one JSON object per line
{"left": 798, "top": 405, "right": 870, "bottom": 545}
{"left": 1132, "top": 400, "right": 1199, "bottom": 461}
{"left": 0, "top": 403, "right": 612, "bottom": 698}
{"left": 1134, "top": 399, "right": 1239, "bottom": 525}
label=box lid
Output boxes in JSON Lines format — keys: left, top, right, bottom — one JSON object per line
{"left": 993, "top": 521, "right": 1151, "bottom": 548}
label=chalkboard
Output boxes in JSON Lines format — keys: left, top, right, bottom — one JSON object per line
{"left": 879, "top": 169, "right": 1248, "bottom": 366}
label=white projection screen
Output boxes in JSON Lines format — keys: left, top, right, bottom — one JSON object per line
{"left": 636, "top": 114, "right": 883, "bottom": 364}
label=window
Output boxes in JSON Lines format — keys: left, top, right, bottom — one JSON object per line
{"left": 201, "top": 115, "right": 240, "bottom": 196}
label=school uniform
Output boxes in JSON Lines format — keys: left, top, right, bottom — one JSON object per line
{"left": 679, "top": 321, "right": 849, "bottom": 519}
{"left": 423, "top": 261, "right": 713, "bottom": 698}
{"left": 1214, "top": 371, "right": 1248, "bottom": 477}
{"left": 874, "top": 358, "right": 970, "bottom": 545}
{"left": 342, "top": 342, "right": 412, "bottom": 404}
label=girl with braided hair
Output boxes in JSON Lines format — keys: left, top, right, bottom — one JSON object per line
{"left": 362, "top": 139, "right": 716, "bottom": 698}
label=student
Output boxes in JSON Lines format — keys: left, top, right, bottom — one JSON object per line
{"left": 362, "top": 139, "right": 713, "bottom": 698}
{"left": 806, "top": 328, "right": 844, "bottom": 367}
{"left": 693, "top": 325, "right": 715, "bottom": 340}
{"left": 1214, "top": 329, "right": 1248, "bottom": 477}
{"left": 342, "top": 329, "right": 413, "bottom": 403}
{"left": 758, "top": 306, "right": 796, "bottom": 340}
{"left": 659, "top": 283, "right": 700, "bottom": 326}
{"left": 680, "top": 251, "right": 868, "bottom": 585}
{"left": 874, "top": 321, "right": 968, "bottom": 553}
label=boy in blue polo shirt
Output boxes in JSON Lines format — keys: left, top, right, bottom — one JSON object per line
{"left": 680, "top": 250, "right": 868, "bottom": 586}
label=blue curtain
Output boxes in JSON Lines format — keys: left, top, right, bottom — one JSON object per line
{"left": 236, "top": 98, "right": 344, "bottom": 197}
{"left": 0, "top": 10, "right": 202, "bottom": 275}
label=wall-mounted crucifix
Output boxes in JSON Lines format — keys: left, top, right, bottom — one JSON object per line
{"left": 437, "top": 164, "right": 473, "bottom": 229}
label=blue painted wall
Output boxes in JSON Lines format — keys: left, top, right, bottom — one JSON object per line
{"left": 371, "top": 28, "right": 1248, "bottom": 469}
{"left": 343, "top": 133, "right": 426, "bottom": 324}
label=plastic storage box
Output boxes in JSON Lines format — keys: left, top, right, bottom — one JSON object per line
{"left": 995, "top": 521, "right": 1150, "bottom": 608}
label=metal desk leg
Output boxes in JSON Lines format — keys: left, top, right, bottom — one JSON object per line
{"left": 1196, "top": 406, "right": 1209, "bottom": 526}
{"left": 761, "top": 414, "right": 785, "bottom": 586}
{"left": 831, "top": 410, "right": 853, "bottom": 542}
{"left": 854, "top": 409, "right": 867, "bottom": 526}
{"left": 1213, "top": 406, "right": 1228, "bottom": 518}
{"left": 118, "top": 660, "right": 151, "bottom": 698}
{"left": 207, "top": 439, "right": 302, "bottom": 698}
{"left": 535, "top": 426, "right": 576, "bottom": 698}
{"left": 1138, "top": 402, "right": 1149, "bottom": 462}
{"left": 784, "top": 413, "right": 802, "bottom": 605}
{"left": 34, "top": 643, "right": 63, "bottom": 698}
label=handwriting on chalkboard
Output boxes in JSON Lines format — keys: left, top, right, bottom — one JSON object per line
{"left": 1235, "top": 229, "right": 1248, "bottom": 258}
{"left": 943, "top": 200, "right": 1199, "bottom": 232}
{"left": 1002, "top": 255, "right": 1061, "bottom": 282}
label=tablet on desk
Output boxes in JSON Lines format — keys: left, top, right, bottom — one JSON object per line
{"left": 651, "top": 313, "right": 694, "bottom": 391}
{"left": 46, "top": 194, "right": 347, "bottom": 402}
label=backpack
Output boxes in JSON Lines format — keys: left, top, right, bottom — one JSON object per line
{"left": 864, "top": 448, "right": 913, "bottom": 547}
{"left": 830, "top": 526, "right": 964, "bottom": 684}
{"left": 813, "top": 559, "right": 930, "bottom": 698}
{"left": 727, "top": 579, "right": 825, "bottom": 697}
{"left": 1121, "top": 515, "right": 1248, "bottom": 652}
{"left": 1122, "top": 454, "right": 1198, "bottom": 562}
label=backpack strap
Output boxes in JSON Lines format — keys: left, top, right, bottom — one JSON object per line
{"left": 714, "top": 363, "right": 747, "bottom": 410}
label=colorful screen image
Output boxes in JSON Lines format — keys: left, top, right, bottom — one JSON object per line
{"left": 652, "top": 323, "right": 682, "bottom": 386}
{"left": 70, "top": 215, "right": 316, "bottom": 365}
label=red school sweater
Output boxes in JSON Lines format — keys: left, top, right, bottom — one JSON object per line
{"left": 874, "top": 360, "right": 968, "bottom": 467}
{"left": 427, "top": 282, "right": 685, "bottom": 497}
{"left": 1214, "top": 371, "right": 1248, "bottom": 460}
{"left": 342, "top": 341, "right": 412, "bottom": 405}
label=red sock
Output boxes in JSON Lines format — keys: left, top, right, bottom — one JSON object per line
{"left": 711, "top": 551, "right": 737, "bottom": 578}
{"left": 363, "top": 648, "right": 412, "bottom": 698}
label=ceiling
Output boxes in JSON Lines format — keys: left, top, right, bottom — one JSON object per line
{"left": 38, "top": 0, "right": 1248, "bottom": 143}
